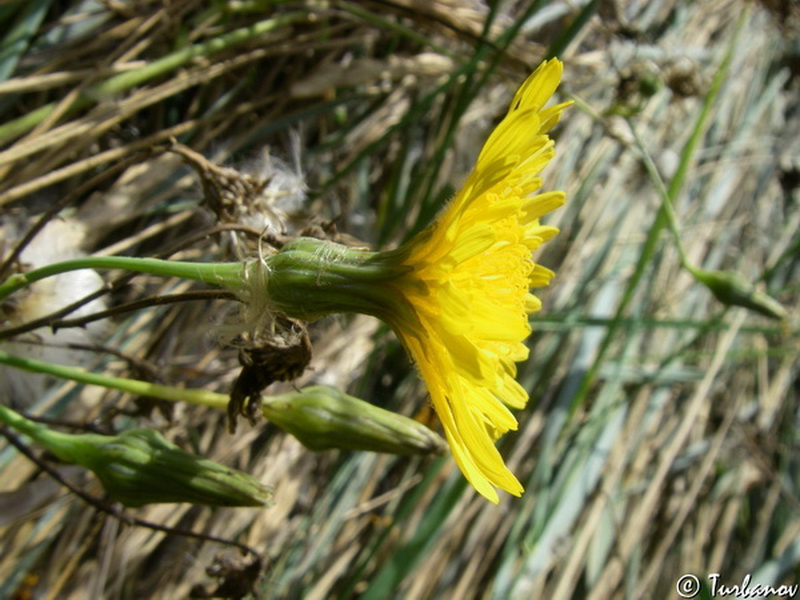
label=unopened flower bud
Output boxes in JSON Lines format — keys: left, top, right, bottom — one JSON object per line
{"left": 692, "top": 268, "right": 787, "bottom": 321}
{"left": 261, "top": 385, "right": 446, "bottom": 456}
{"left": 75, "top": 428, "right": 273, "bottom": 508}
{"left": 0, "top": 406, "right": 272, "bottom": 507}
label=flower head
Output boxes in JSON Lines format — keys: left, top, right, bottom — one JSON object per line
{"left": 382, "top": 59, "right": 570, "bottom": 502}
{"left": 261, "top": 58, "right": 569, "bottom": 503}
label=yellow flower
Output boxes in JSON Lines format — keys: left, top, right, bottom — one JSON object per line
{"left": 383, "top": 59, "right": 570, "bottom": 502}
{"left": 261, "top": 58, "right": 569, "bottom": 503}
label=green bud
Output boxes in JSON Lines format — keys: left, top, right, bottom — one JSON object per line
{"left": 261, "top": 385, "right": 446, "bottom": 456}
{"left": 0, "top": 405, "right": 272, "bottom": 507}
{"left": 74, "top": 429, "right": 273, "bottom": 508}
{"left": 692, "top": 268, "right": 787, "bottom": 321}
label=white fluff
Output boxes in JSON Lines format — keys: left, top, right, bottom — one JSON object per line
{"left": 1, "top": 218, "right": 108, "bottom": 405}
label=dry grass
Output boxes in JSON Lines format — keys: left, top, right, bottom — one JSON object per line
{"left": 1, "top": 1, "right": 798, "bottom": 599}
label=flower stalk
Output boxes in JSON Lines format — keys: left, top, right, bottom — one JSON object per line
{"left": 0, "top": 256, "right": 247, "bottom": 303}
{"left": 0, "top": 349, "right": 230, "bottom": 409}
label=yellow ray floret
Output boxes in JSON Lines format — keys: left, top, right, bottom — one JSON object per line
{"left": 389, "top": 58, "right": 570, "bottom": 503}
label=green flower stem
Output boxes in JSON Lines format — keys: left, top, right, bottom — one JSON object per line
{"left": 0, "top": 13, "right": 306, "bottom": 144}
{"left": 0, "top": 402, "right": 101, "bottom": 470}
{"left": 0, "top": 403, "right": 103, "bottom": 476}
{"left": 625, "top": 3, "right": 743, "bottom": 278}
{"left": 0, "top": 256, "right": 246, "bottom": 302}
{"left": 0, "top": 403, "right": 78, "bottom": 458}
{"left": 629, "top": 124, "right": 786, "bottom": 320}
{"left": 0, "top": 349, "right": 229, "bottom": 410}
{"left": 627, "top": 120, "right": 693, "bottom": 272}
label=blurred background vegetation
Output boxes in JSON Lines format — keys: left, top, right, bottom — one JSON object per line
{"left": 1, "top": 0, "right": 798, "bottom": 598}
